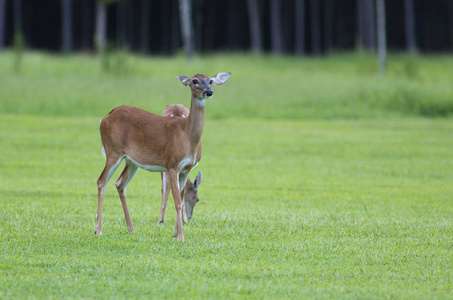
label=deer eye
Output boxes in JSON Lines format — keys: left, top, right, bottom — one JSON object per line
{"left": 192, "top": 79, "right": 199, "bottom": 84}
{"left": 209, "top": 80, "right": 213, "bottom": 85}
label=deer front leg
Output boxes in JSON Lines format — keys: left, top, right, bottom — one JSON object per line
{"left": 168, "top": 169, "right": 184, "bottom": 241}
{"left": 181, "top": 187, "right": 188, "bottom": 224}
{"left": 159, "top": 172, "right": 170, "bottom": 223}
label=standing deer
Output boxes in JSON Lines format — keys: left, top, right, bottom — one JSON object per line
{"left": 159, "top": 104, "right": 203, "bottom": 223}
{"left": 95, "top": 72, "right": 231, "bottom": 241}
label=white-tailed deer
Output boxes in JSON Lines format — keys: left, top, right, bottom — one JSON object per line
{"left": 95, "top": 72, "right": 231, "bottom": 241}
{"left": 159, "top": 104, "right": 203, "bottom": 223}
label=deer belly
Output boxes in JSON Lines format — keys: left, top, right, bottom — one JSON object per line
{"left": 125, "top": 155, "right": 167, "bottom": 172}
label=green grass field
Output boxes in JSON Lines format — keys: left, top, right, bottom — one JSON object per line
{"left": 1, "top": 52, "right": 452, "bottom": 298}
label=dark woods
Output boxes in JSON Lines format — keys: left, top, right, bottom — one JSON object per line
{"left": 1, "top": 0, "right": 453, "bottom": 55}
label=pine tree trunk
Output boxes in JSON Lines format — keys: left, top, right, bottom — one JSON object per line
{"left": 450, "top": 1, "right": 453, "bottom": 51}
{"left": 141, "top": 0, "right": 150, "bottom": 53}
{"left": 81, "top": 0, "right": 92, "bottom": 50}
{"left": 96, "top": 1, "right": 107, "bottom": 52}
{"left": 203, "top": 0, "right": 216, "bottom": 51}
{"left": 62, "top": 0, "right": 73, "bottom": 52}
{"left": 179, "top": 0, "right": 193, "bottom": 59}
{"left": 194, "top": 0, "right": 204, "bottom": 51}
{"left": 14, "top": 0, "right": 23, "bottom": 34}
{"left": 0, "top": 0, "right": 6, "bottom": 49}
{"left": 366, "top": 0, "right": 376, "bottom": 51}
{"left": 310, "top": 0, "right": 321, "bottom": 56}
{"left": 170, "top": 0, "right": 180, "bottom": 54}
{"left": 247, "top": 0, "right": 261, "bottom": 54}
{"left": 357, "top": 0, "right": 366, "bottom": 49}
{"left": 128, "top": 0, "right": 135, "bottom": 51}
{"left": 295, "top": 0, "right": 305, "bottom": 55}
{"left": 376, "top": 0, "right": 386, "bottom": 74}
{"left": 324, "top": 0, "right": 333, "bottom": 54}
{"left": 270, "top": 0, "right": 282, "bottom": 54}
{"left": 117, "top": 0, "right": 126, "bottom": 48}
{"left": 404, "top": 0, "right": 416, "bottom": 53}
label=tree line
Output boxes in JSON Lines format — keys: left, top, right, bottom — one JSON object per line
{"left": 1, "top": 0, "right": 453, "bottom": 56}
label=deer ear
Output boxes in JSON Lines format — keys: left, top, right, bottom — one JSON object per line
{"left": 175, "top": 75, "right": 190, "bottom": 86}
{"left": 211, "top": 72, "right": 231, "bottom": 86}
{"left": 194, "top": 171, "right": 203, "bottom": 189}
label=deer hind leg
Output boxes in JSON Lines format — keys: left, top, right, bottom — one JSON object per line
{"left": 115, "top": 161, "right": 138, "bottom": 233}
{"left": 95, "top": 155, "right": 123, "bottom": 236}
{"left": 159, "top": 172, "right": 171, "bottom": 223}
{"left": 168, "top": 169, "right": 184, "bottom": 241}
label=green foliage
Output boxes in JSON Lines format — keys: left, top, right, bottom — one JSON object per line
{"left": 12, "top": 32, "right": 24, "bottom": 73}
{"left": 0, "top": 51, "right": 452, "bottom": 119}
{"left": 0, "top": 53, "right": 452, "bottom": 298}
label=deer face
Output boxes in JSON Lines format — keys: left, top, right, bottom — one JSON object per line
{"left": 184, "top": 171, "right": 202, "bottom": 220}
{"left": 175, "top": 72, "right": 231, "bottom": 101}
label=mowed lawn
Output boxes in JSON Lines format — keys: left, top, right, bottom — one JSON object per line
{"left": 0, "top": 52, "right": 453, "bottom": 298}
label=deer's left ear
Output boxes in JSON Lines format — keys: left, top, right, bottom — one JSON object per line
{"left": 211, "top": 72, "right": 231, "bottom": 85}
{"left": 193, "top": 171, "right": 203, "bottom": 189}
{"left": 175, "top": 75, "right": 191, "bottom": 86}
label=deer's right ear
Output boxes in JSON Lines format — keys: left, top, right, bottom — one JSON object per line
{"left": 175, "top": 76, "right": 190, "bottom": 86}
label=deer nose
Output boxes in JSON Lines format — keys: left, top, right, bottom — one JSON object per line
{"left": 204, "top": 90, "right": 213, "bottom": 97}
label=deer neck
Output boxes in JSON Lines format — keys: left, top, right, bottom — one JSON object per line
{"left": 187, "top": 95, "right": 206, "bottom": 147}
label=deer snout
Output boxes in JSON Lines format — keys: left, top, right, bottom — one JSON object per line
{"left": 204, "top": 89, "right": 213, "bottom": 97}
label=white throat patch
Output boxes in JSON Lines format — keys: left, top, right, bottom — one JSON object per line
{"left": 195, "top": 97, "right": 206, "bottom": 107}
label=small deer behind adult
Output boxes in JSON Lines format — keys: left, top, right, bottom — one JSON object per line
{"left": 159, "top": 104, "right": 203, "bottom": 223}
{"left": 95, "top": 72, "right": 231, "bottom": 241}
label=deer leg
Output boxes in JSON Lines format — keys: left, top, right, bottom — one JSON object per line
{"left": 115, "top": 161, "right": 138, "bottom": 233}
{"left": 181, "top": 187, "right": 188, "bottom": 224}
{"left": 168, "top": 169, "right": 184, "bottom": 241}
{"left": 95, "top": 155, "right": 123, "bottom": 236}
{"left": 159, "top": 172, "right": 171, "bottom": 223}
{"left": 179, "top": 172, "right": 190, "bottom": 224}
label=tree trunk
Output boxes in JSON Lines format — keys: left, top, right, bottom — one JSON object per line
{"left": 141, "top": 0, "right": 150, "bottom": 53}
{"left": 14, "top": 0, "right": 23, "bottom": 34}
{"left": 247, "top": 0, "right": 261, "bottom": 54}
{"left": 310, "top": 0, "right": 321, "bottom": 56}
{"left": 376, "top": 0, "right": 386, "bottom": 74}
{"left": 365, "top": 0, "right": 376, "bottom": 51}
{"left": 194, "top": 0, "right": 204, "bottom": 51}
{"left": 450, "top": 1, "right": 453, "bottom": 51}
{"left": 62, "top": 0, "right": 73, "bottom": 52}
{"left": 0, "top": 0, "right": 6, "bottom": 49}
{"left": 179, "top": 0, "right": 193, "bottom": 59}
{"left": 96, "top": 1, "right": 107, "bottom": 52}
{"left": 324, "top": 0, "right": 333, "bottom": 54}
{"left": 81, "top": 0, "right": 92, "bottom": 50}
{"left": 117, "top": 0, "right": 126, "bottom": 48}
{"left": 13, "top": 0, "right": 24, "bottom": 72}
{"left": 270, "top": 0, "right": 282, "bottom": 54}
{"left": 170, "top": 0, "right": 180, "bottom": 54}
{"left": 295, "top": 0, "right": 305, "bottom": 55}
{"left": 203, "top": 0, "right": 216, "bottom": 51}
{"left": 404, "top": 0, "right": 416, "bottom": 53}
{"left": 128, "top": 0, "right": 136, "bottom": 51}
{"left": 357, "top": 0, "right": 365, "bottom": 49}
